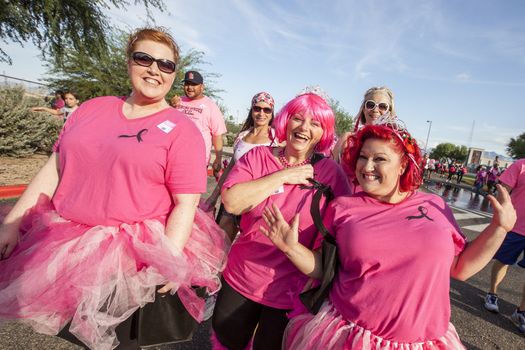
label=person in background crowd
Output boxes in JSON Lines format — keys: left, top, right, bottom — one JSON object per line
{"left": 207, "top": 92, "right": 278, "bottom": 241}
{"left": 446, "top": 162, "right": 457, "bottom": 183}
{"left": 456, "top": 164, "right": 467, "bottom": 184}
{"left": 31, "top": 91, "right": 80, "bottom": 121}
{"left": 487, "top": 165, "right": 500, "bottom": 194}
{"left": 51, "top": 90, "right": 65, "bottom": 110}
{"left": 171, "top": 70, "right": 227, "bottom": 178}
{"left": 0, "top": 27, "right": 228, "bottom": 350}
{"left": 263, "top": 121, "right": 516, "bottom": 349}
{"left": 474, "top": 166, "right": 488, "bottom": 193}
{"left": 211, "top": 91, "right": 350, "bottom": 350}
{"left": 483, "top": 158, "right": 525, "bottom": 334}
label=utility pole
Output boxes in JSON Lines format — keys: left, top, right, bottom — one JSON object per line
{"left": 424, "top": 120, "right": 432, "bottom": 155}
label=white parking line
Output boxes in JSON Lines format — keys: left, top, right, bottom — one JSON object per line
{"left": 462, "top": 223, "right": 490, "bottom": 232}
{"left": 453, "top": 212, "right": 483, "bottom": 220}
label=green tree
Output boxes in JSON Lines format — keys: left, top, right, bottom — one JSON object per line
{"left": 329, "top": 99, "right": 354, "bottom": 136}
{"left": 0, "top": 0, "right": 165, "bottom": 65}
{"left": 450, "top": 145, "right": 468, "bottom": 163}
{"left": 507, "top": 132, "right": 525, "bottom": 159}
{"left": 430, "top": 143, "right": 457, "bottom": 161}
{"left": 0, "top": 86, "right": 63, "bottom": 156}
{"left": 43, "top": 29, "right": 221, "bottom": 102}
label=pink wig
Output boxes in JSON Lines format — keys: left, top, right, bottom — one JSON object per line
{"left": 273, "top": 93, "right": 335, "bottom": 154}
{"left": 342, "top": 124, "right": 423, "bottom": 192}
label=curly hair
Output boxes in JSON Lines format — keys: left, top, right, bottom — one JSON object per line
{"left": 342, "top": 124, "right": 423, "bottom": 192}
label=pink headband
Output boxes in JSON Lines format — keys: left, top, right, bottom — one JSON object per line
{"left": 251, "top": 92, "right": 275, "bottom": 109}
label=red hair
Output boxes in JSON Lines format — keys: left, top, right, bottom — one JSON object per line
{"left": 342, "top": 124, "right": 423, "bottom": 192}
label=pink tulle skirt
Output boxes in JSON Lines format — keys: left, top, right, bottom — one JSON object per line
{"left": 0, "top": 199, "right": 229, "bottom": 350}
{"left": 284, "top": 301, "right": 466, "bottom": 350}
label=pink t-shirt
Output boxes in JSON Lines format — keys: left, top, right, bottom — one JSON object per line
{"left": 499, "top": 159, "right": 525, "bottom": 236}
{"left": 177, "top": 96, "right": 227, "bottom": 163}
{"left": 325, "top": 191, "right": 466, "bottom": 342}
{"left": 52, "top": 96, "right": 206, "bottom": 227}
{"left": 222, "top": 146, "right": 351, "bottom": 309}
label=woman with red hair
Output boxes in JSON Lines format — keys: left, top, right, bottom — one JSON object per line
{"left": 263, "top": 121, "right": 516, "bottom": 349}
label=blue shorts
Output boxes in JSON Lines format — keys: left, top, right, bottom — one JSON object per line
{"left": 494, "top": 231, "right": 525, "bottom": 268}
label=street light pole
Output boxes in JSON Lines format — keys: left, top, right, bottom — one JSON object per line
{"left": 424, "top": 120, "right": 432, "bottom": 155}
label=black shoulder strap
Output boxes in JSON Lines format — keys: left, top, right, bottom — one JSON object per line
{"left": 301, "top": 153, "right": 336, "bottom": 245}
{"left": 309, "top": 180, "right": 336, "bottom": 244}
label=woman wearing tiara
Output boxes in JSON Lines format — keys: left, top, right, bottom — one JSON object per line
{"left": 332, "top": 86, "right": 396, "bottom": 161}
{"left": 211, "top": 91, "right": 351, "bottom": 350}
{"left": 263, "top": 120, "right": 516, "bottom": 349}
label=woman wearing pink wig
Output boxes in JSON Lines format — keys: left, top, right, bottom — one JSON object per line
{"left": 211, "top": 92, "right": 351, "bottom": 349}
{"left": 263, "top": 121, "right": 516, "bottom": 349}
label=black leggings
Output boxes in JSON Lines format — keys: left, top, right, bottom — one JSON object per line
{"left": 212, "top": 279, "right": 290, "bottom": 350}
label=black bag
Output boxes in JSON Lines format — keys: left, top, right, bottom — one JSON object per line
{"left": 298, "top": 156, "right": 338, "bottom": 314}
{"left": 135, "top": 286, "right": 204, "bottom": 348}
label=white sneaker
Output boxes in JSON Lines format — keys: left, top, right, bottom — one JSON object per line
{"left": 512, "top": 309, "right": 525, "bottom": 334}
{"left": 484, "top": 293, "right": 499, "bottom": 313}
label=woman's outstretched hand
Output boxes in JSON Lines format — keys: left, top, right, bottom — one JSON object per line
{"left": 0, "top": 223, "right": 19, "bottom": 260}
{"left": 260, "top": 204, "right": 300, "bottom": 254}
{"left": 487, "top": 184, "right": 516, "bottom": 232}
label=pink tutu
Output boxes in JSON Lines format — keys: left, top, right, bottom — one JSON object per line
{"left": 0, "top": 198, "right": 229, "bottom": 350}
{"left": 284, "top": 301, "right": 466, "bottom": 350}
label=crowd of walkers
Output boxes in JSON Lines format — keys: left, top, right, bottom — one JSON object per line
{"left": 0, "top": 26, "right": 523, "bottom": 350}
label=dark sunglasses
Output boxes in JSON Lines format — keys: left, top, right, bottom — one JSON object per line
{"left": 252, "top": 106, "right": 272, "bottom": 114}
{"left": 365, "top": 100, "right": 389, "bottom": 112}
{"left": 131, "top": 52, "right": 176, "bottom": 74}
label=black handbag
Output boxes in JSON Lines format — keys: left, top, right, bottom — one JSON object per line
{"left": 135, "top": 286, "right": 205, "bottom": 348}
{"left": 298, "top": 159, "right": 338, "bottom": 314}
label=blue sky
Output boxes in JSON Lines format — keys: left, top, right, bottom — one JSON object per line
{"left": 1, "top": 0, "right": 523, "bottom": 156}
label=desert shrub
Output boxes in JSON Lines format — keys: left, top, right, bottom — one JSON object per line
{"left": 0, "top": 86, "right": 63, "bottom": 157}
{"left": 224, "top": 132, "right": 237, "bottom": 147}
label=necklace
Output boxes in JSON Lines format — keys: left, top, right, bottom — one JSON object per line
{"left": 278, "top": 148, "right": 311, "bottom": 168}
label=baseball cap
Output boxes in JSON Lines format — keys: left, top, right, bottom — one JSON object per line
{"left": 183, "top": 71, "right": 203, "bottom": 84}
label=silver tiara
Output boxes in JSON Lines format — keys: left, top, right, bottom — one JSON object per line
{"left": 297, "top": 85, "right": 331, "bottom": 103}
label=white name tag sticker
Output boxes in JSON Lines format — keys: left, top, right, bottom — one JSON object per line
{"left": 271, "top": 185, "right": 285, "bottom": 195}
{"left": 157, "top": 120, "right": 176, "bottom": 133}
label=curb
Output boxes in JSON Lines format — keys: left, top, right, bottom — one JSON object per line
{"left": 0, "top": 184, "right": 27, "bottom": 199}
{"left": 0, "top": 170, "right": 214, "bottom": 200}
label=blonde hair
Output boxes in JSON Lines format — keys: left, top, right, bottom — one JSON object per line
{"left": 126, "top": 27, "right": 180, "bottom": 63}
{"left": 355, "top": 86, "right": 396, "bottom": 128}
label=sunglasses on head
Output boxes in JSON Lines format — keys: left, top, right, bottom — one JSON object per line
{"left": 365, "top": 100, "right": 389, "bottom": 112}
{"left": 252, "top": 106, "right": 272, "bottom": 114}
{"left": 131, "top": 52, "right": 176, "bottom": 74}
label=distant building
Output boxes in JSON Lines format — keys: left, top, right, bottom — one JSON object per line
{"left": 481, "top": 151, "right": 513, "bottom": 169}
{"left": 467, "top": 147, "right": 513, "bottom": 170}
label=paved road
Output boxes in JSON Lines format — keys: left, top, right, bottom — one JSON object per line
{"left": 1, "top": 178, "right": 524, "bottom": 349}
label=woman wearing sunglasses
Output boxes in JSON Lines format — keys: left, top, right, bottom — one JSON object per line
{"left": 332, "top": 86, "right": 396, "bottom": 162}
{"left": 263, "top": 121, "right": 516, "bottom": 350}
{"left": 211, "top": 91, "right": 351, "bottom": 350}
{"left": 0, "top": 27, "right": 228, "bottom": 350}
{"left": 206, "top": 92, "right": 278, "bottom": 240}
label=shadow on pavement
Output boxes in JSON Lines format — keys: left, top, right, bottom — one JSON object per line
{"left": 451, "top": 279, "right": 522, "bottom": 336}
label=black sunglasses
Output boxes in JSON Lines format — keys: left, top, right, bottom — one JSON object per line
{"left": 131, "top": 52, "right": 176, "bottom": 74}
{"left": 252, "top": 106, "right": 272, "bottom": 114}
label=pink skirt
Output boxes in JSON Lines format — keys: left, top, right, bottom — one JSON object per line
{"left": 284, "top": 301, "right": 466, "bottom": 350}
{"left": 0, "top": 199, "right": 229, "bottom": 350}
